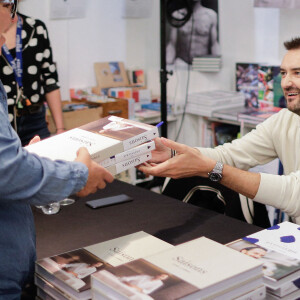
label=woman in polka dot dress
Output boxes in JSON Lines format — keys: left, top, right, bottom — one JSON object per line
{"left": 0, "top": 13, "right": 65, "bottom": 145}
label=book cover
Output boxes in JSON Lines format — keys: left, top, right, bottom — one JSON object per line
{"left": 100, "top": 140, "right": 155, "bottom": 168}
{"left": 227, "top": 238, "right": 300, "bottom": 291}
{"left": 35, "top": 231, "right": 173, "bottom": 299}
{"left": 236, "top": 63, "right": 259, "bottom": 108}
{"left": 243, "top": 221, "right": 300, "bottom": 260}
{"left": 25, "top": 116, "right": 159, "bottom": 163}
{"left": 92, "top": 237, "right": 262, "bottom": 300}
{"left": 128, "top": 69, "right": 145, "bottom": 87}
{"left": 105, "top": 152, "right": 152, "bottom": 176}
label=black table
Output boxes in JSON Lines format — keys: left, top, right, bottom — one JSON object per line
{"left": 33, "top": 180, "right": 261, "bottom": 259}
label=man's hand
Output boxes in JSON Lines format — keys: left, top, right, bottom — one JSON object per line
{"left": 75, "top": 148, "right": 114, "bottom": 197}
{"left": 148, "top": 137, "right": 172, "bottom": 164}
{"left": 28, "top": 135, "right": 41, "bottom": 145}
{"left": 138, "top": 138, "right": 216, "bottom": 179}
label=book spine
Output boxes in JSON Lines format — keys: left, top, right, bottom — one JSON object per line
{"left": 122, "top": 127, "right": 159, "bottom": 151}
{"left": 234, "top": 285, "right": 266, "bottom": 300}
{"left": 106, "top": 152, "right": 152, "bottom": 175}
{"left": 99, "top": 140, "right": 155, "bottom": 168}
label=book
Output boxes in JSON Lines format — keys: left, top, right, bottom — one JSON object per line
{"left": 238, "top": 107, "right": 282, "bottom": 125}
{"left": 267, "top": 279, "right": 300, "bottom": 299}
{"left": 227, "top": 238, "right": 300, "bottom": 291}
{"left": 267, "top": 286, "right": 300, "bottom": 299}
{"left": 127, "top": 69, "right": 146, "bottom": 87}
{"left": 212, "top": 106, "right": 247, "bottom": 122}
{"left": 35, "top": 274, "right": 69, "bottom": 300}
{"left": 188, "top": 90, "right": 245, "bottom": 106}
{"left": 227, "top": 222, "right": 300, "bottom": 295}
{"left": 91, "top": 236, "right": 263, "bottom": 300}
{"left": 234, "top": 285, "right": 265, "bottom": 300}
{"left": 25, "top": 115, "right": 159, "bottom": 164}
{"left": 99, "top": 140, "right": 155, "bottom": 168}
{"left": 105, "top": 152, "right": 152, "bottom": 176}
{"left": 243, "top": 222, "right": 300, "bottom": 261}
{"left": 186, "top": 101, "right": 244, "bottom": 118}
{"left": 35, "top": 231, "right": 173, "bottom": 300}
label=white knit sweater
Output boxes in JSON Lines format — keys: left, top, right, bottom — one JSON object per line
{"left": 198, "top": 108, "right": 300, "bottom": 223}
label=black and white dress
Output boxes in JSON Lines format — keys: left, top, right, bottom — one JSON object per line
{"left": 0, "top": 13, "right": 60, "bottom": 145}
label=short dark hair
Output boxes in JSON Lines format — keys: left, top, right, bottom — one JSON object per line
{"left": 284, "top": 37, "right": 300, "bottom": 50}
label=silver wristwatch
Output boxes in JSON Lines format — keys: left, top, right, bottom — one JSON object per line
{"left": 208, "top": 161, "right": 223, "bottom": 182}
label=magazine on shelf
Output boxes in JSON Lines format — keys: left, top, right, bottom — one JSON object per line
{"left": 25, "top": 116, "right": 159, "bottom": 163}
{"left": 188, "top": 90, "right": 244, "bottom": 106}
{"left": 91, "top": 236, "right": 263, "bottom": 300}
{"left": 186, "top": 102, "right": 244, "bottom": 118}
{"left": 35, "top": 231, "right": 173, "bottom": 300}
{"left": 238, "top": 107, "right": 282, "bottom": 124}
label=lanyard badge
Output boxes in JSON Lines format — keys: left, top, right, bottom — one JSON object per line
{"left": 1, "top": 15, "right": 31, "bottom": 109}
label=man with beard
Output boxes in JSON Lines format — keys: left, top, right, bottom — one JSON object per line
{"left": 139, "top": 37, "right": 300, "bottom": 225}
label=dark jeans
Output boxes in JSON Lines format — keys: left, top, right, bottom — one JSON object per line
{"left": 16, "top": 105, "right": 50, "bottom": 146}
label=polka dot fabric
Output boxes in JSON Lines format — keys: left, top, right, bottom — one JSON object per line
{"left": 0, "top": 14, "right": 60, "bottom": 129}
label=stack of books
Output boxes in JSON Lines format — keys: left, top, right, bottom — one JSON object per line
{"left": 192, "top": 56, "right": 222, "bottom": 72}
{"left": 91, "top": 236, "right": 265, "bottom": 300}
{"left": 26, "top": 115, "right": 159, "bottom": 176}
{"left": 227, "top": 221, "right": 300, "bottom": 300}
{"left": 238, "top": 107, "right": 282, "bottom": 125}
{"left": 35, "top": 231, "right": 174, "bottom": 299}
{"left": 186, "top": 90, "right": 245, "bottom": 117}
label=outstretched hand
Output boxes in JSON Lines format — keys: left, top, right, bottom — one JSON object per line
{"left": 148, "top": 137, "right": 172, "bottom": 164}
{"left": 138, "top": 138, "right": 216, "bottom": 179}
{"left": 75, "top": 148, "right": 114, "bottom": 197}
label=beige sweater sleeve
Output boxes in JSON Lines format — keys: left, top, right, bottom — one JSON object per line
{"left": 196, "top": 109, "right": 300, "bottom": 222}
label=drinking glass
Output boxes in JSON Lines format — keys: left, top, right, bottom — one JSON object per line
{"left": 40, "top": 202, "right": 61, "bottom": 215}
{"left": 59, "top": 198, "right": 75, "bottom": 206}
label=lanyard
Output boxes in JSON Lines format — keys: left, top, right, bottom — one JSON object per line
{"left": 2, "top": 15, "right": 23, "bottom": 88}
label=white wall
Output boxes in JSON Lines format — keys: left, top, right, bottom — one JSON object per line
{"left": 18, "top": 0, "right": 300, "bottom": 103}
{"left": 19, "top": 0, "right": 127, "bottom": 100}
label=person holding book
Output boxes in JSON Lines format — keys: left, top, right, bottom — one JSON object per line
{"left": 0, "top": 2, "right": 114, "bottom": 298}
{"left": 0, "top": 5, "right": 65, "bottom": 146}
{"left": 139, "top": 36, "right": 300, "bottom": 225}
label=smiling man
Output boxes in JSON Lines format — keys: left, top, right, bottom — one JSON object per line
{"left": 139, "top": 37, "right": 300, "bottom": 225}
{"left": 0, "top": 1, "right": 113, "bottom": 298}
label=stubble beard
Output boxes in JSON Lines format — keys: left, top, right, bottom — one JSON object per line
{"left": 286, "top": 97, "right": 300, "bottom": 116}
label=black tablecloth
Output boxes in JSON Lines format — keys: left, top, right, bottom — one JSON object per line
{"left": 34, "top": 180, "right": 261, "bottom": 259}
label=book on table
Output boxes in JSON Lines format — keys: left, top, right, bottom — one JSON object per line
{"left": 35, "top": 231, "right": 173, "bottom": 300}
{"left": 25, "top": 115, "right": 158, "bottom": 165}
{"left": 226, "top": 221, "right": 300, "bottom": 298}
{"left": 91, "top": 236, "right": 263, "bottom": 300}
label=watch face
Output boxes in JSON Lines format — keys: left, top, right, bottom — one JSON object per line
{"left": 209, "top": 172, "right": 222, "bottom": 182}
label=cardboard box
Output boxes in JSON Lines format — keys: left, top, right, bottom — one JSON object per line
{"left": 47, "top": 104, "right": 103, "bottom": 134}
